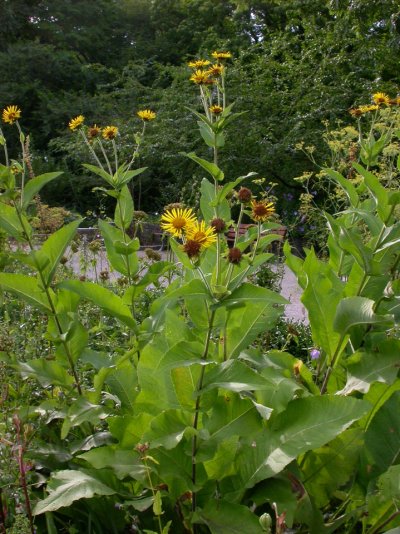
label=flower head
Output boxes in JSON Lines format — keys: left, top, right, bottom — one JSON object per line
{"left": 310, "top": 348, "right": 321, "bottom": 360}
{"left": 238, "top": 187, "right": 252, "bottom": 203}
{"left": 188, "top": 59, "right": 210, "bottom": 69}
{"left": 190, "top": 70, "right": 214, "bottom": 85}
{"left": 160, "top": 207, "right": 196, "bottom": 237}
{"left": 211, "top": 51, "right": 232, "bottom": 61}
{"left": 251, "top": 199, "right": 275, "bottom": 222}
{"left": 68, "top": 115, "right": 85, "bottom": 131}
{"left": 389, "top": 97, "right": 400, "bottom": 106}
{"left": 349, "top": 107, "right": 363, "bottom": 118}
{"left": 372, "top": 92, "right": 390, "bottom": 105}
{"left": 207, "top": 64, "right": 224, "bottom": 77}
{"left": 102, "top": 126, "right": 118, "bottom": 140}
{"left": 210, "top": 105, "right": 224, "bottom": 115}
{"left": 358, "top": 104, "right": 379, "bottom": 114}
{"left": 228, "top": 247, "right": 242, "bottom": 265}
{"left": 185, "top": 220, "right": 217, "bottom": 249}
{"left": 210, "top": 217, "right": 226, "bottom": 233}
{"left": 2, "top": 105, "right": 22, "bottom": 125}
{"left": 137, "top": 109, "right": 156, "bottom": 121}
{"left": 88, "top": 124, "right": 101, "bottom": 139}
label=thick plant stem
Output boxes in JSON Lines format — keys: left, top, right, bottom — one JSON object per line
{"left": 191, "top": 309, "right": 216, "bottom": 516}
{"left": 13, "top": 202, "right": 82, "bottom": 394}
{"left": 143, "top": 457, "right": 163, "bottom": 534}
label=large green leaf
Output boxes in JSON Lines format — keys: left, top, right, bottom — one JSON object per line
{"left": 83, "top": 163, "right": 113, "bottom": 186}
{"left": 333, "top": 297, "right": 393, "bottom": 335}
{"left": 200, "top": 178, "right": 230, "bottom": 222}
{"left": 301, "top": 251, "right": 344, "bottom": 358}
{"left": 186, "top": 152, "right": 224, "bottom": 181}
{"left": 61, "top": 397, "right": 109, "bottom": 439}
{"left": 59, "top": 280, "right": 137, "bottom": 330}
{"left": 114, "top": 184, "right": 134, "bottom": 230}
{"left": 22, "top": 172, "right": 63, "bottom": 208}
{"left": 105, "top": 359, "right": 138, "bottom": 412}
{"left": 193, "top": 500, "right": 263, "bottom": 534}
{"left": 143, "top": 409, "right": 193, "bottom": 449}
{"left": 17, "top": 359, "right": 74, "bottom": 388}
{"left": 367, "top": 465, "right": 400, "bottom": 531}
{"left": 237, "top": 395, "right": 368, "bottom": 489}
{"left": 365, "top": 391, "right": 400, "bottom": 476}
{"left": 339, "top": 341, "right": 400, "bottom": 395}
{"left": 98, "top": 219, "right": 139, "bottom": 277}
{"left": 324, "top": 168, "right": 359, "bottom": 207}
{"left": 0, "top": 202, "right": 31, "bottom": 240}
{"left": 353, "top": 162, "right": 391, "bottom": 222}
{"left": 33, "top": 470, "right": 116, "bottom": 515}
{"left": 37, "top": 219, "right": 82, "bottom": 286}
{"left": 0, "top": 272, "right": 52, "bottom": 311}
{"left": 79, "top": 447, "right": 146, "bottom": 481}
{"left": 201, "top": 360, "right": 271, "bottom": 393}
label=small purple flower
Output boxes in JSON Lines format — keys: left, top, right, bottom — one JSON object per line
{"left": 311, "top": 190, "right": 317, "bottom": 196}
{"left": 310, "top": 348, "right": 321, "bottom": 360}
{"left": 298, "top": 226, "right": 304, "bottom": 233}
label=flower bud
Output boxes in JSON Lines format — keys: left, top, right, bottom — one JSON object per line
{"left": 259, "top": 512, "right": 272, "bottom": 532}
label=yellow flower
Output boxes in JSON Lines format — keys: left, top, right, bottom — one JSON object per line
{"left": 188, "top": 59, "right": 210, "bottom": 69}
{"left": 2, "top": 105, "right": 22, "bottom": 125}
{"left": 251, "top": 199, "right": 275, "bottom": 222}
{"left": 349, "top": 107, "right": 363, "bottom": 118}
{"left": 88, "top": 124, "right": 101, "bottom": 139}
{"left": 160, "top": 207, "right": 196, "bottom": 237}
{"left": 211, "top": 51, "right": 232, "bottom": 61}
{"left": 190, "top": 69, "right": 214, "bottom": 85}
{"left": 207, "top": 63, "right": 224, "bottom": 77}
{"left": 209, "top": 105, "right": 224, "bottom": 115}
{"left": 372, "top": 92, "right": 390, "bottom": 105}
{"left": 102, "top": 125, "right": 118, "bottom": 140}
{"left": 183, "top": 220, "right": 217, "bottom": 258}
{"left": 68, "top": 115, "right": 85, "bottom": 131}
{"left": 358, "top": 104, "right": 379, "bottom": 114}
{"left": 137, "top": 109, "right": 156, "bottom": 121}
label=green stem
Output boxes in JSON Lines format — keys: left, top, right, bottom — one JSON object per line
{"left": 320, "top": 332, "right": 348, "bottom": 394}
{"left": 13, "top": 202, "right": 82, "bottom": 394}
{"left": 112, "top": 139, "right": 119, "bottom": 173}
{"left": 98, "top": 139, "right": 113, "bottom": 176}
{"left": 15, "top": 121, "right": 27, "bottom": 208}
{"left": 0, "top": 127, "right": 9, "bottom": 167}
{"left": 79, "top": 129, "right": 105, "bottom": 170}
{"left": 192, "top": 309, "right": 216, "bottom": 515}
{"left": 143, "top": 458, "right": 163, "bottom": 534}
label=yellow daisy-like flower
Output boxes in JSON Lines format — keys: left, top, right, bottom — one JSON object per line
{"left": 137, "top": 109, "right": 156, "bottom": 121}
{"left": 2, "top": 105, "right": 22, "bottom": 125}
{"left": 251, "top": 199, "right": 275, "bottom": 222}
{"left": 207, "top": 64, "right": 224, "bottom": 77}
{"left": 358, "top": 104, "right": 379, "bottom": 114}
{"left": 188, "top": 59, "right": 210, "bottom": 69}
{"left": 190, "top": 69, "right": 213, "bottom": 85}
{"left": 102, "top": 125, "right": 118, "bottom": 140}
{"left": 185, "top": 220, "right": 217, "bottom": 247}
{"left": 372, "top": 92, "right": 390, "bottom": 105}
{"left": 160, "top": 207, "right": 197, "bottom": 237}
{"left": 389, "top": 96, "right": 400, "bottom": 106}
{"left": 210, "top": 105, "right": 224, "bottom": 115}
{"left": 68, "top": 115, "right": 85, "bottom": 131}
{"left": 211, "top": 51, "right": 232, "bottom": 61}
{"left": 183, "top": 220, "right": 217, "bottom": 258}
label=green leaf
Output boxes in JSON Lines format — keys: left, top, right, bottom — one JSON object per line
{"left": 105, "top": 360, "right": 138, "bottom": 412}
{"left": 17, "top": 359, "right": 74, "bottom": 388}
{"left": 143, "top": 409, "right": 192, "bottom": 449}
{"left": 0, "top": 202, "right": 31, "bottom": 240}
{"left": 98, "top": 219, "right": 139, "bottom": 277}
{"left": 324, "top": 168, "right": 359, "bottom": 207}
{"left": 339, "top": 340, "right": 400, "bottom": 395}
{"left": 114, "top": 184, "right": 134, "bottom": 230}
{"left": 59, "top": 280, "right": 137, "bottom": 331}
{"left": 38, "top": 219, "right": 82, "bottom": 286}
{"left": 79, "top": 447, "right": 146, "bottom": 481}
{"left": 237, "top": 395, "right": 368, "bottom": 489}
{"left": 153, "top": 491, "right": 163, "bottom": 516}
{"left": 301, "top": 251, "right": 344, "bottom": 358}
{"left": 0, "top": 273, "right": 52, "bottom": 311}
{"left": 353, "top": 162, "right": 391, "bottom": 222}
{"left": 365, "top": 391, "right": 400, "bottom": 476}
{"left": 22, "top": 172, "right": 63, "bottom": 208}
{"left": 210, "top": 173, "right": 257, "bottom": 207}
{"left": 33, "top": 470, "right": 116, "bottom": 515}
{"left": 83, "top": 163, "right": 114, "bottom": 186}
{"left": 201, "top": 360, "right": 271, "bottom": 394}
{"left": 115, "top": 166, "right": 147, "bottom": 187}
{"left": 61, "top": 397, "right": 109, "bottom": 439}
{"left": 200, "top": 177, "right": 230, "bottom": 222}
{"left": 193, "top": 500, "right": 263, "bottom": 534}
{"left": 333, "top": 297, "right": 393, "bottom": 335}
{"left": 185, "top": 152, "right": 224, "bottom": 181}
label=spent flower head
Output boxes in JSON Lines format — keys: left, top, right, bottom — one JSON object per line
{"left": 88, "top": 124, "right": 101, "bottom": 139}
{"left": 2, "top": 105, "right": 22, "bottom": 125}
{"left": 69, "top": 115, "right": 85, "bottom": 131}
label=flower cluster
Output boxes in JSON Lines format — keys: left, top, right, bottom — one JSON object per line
{"left": 349, "top": 92, "right": 399, "bottom": 117}
{"left": 68, "top": 109, "right": 156, "bottom": 139}
{"left": 188, "top": 50, "right": 231, "bottom": 86}
{"left": 160, "top": 207, "right": 216, "bottom": 259}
